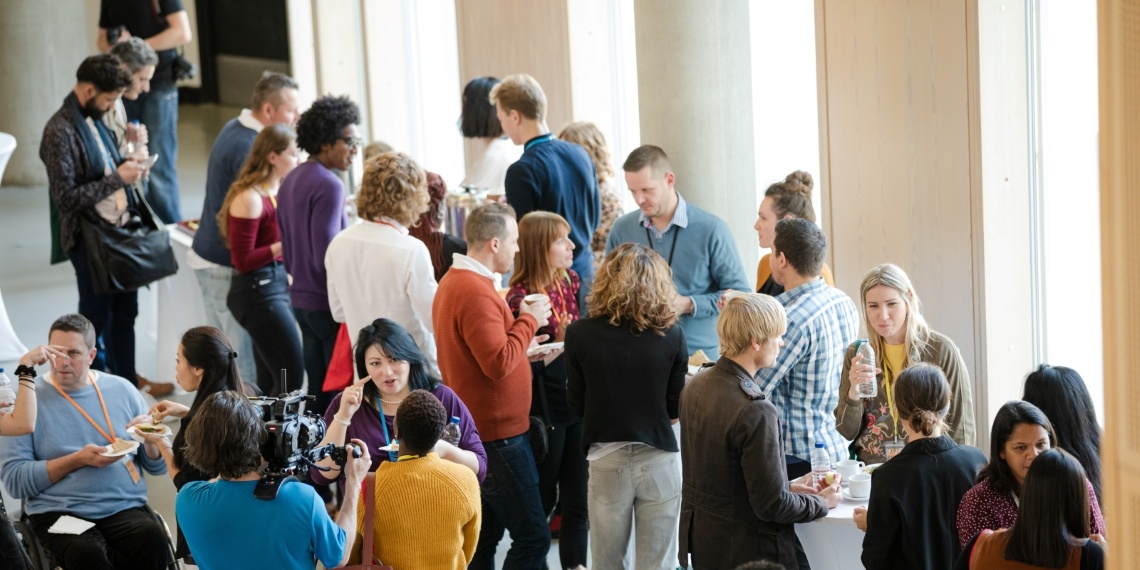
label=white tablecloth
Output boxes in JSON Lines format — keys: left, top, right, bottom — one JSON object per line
{"left": 795, "top": 494, "right": 867, "bottom": 570}
{"left": 136, "top": 228, "right": 206, "bottom": 382}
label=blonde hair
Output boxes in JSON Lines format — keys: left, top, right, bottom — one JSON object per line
{"left": 489, "top": 73, "right": 547, "bottom": 122}
{"left": 718, "top": 293, "right": 787, "bottom": 358}
{"left": 510, "top": 212, "right": 571, "bottom": 293}
{"left": 356, "top": 152, "right": 430, "bottom": 227}
{"left": 362, "top": 140, "right": 394, "bottom": 163}
{"left": 217, "top": 123, "right": 296, "bottom": 246}
{"left": 859, "top": 263, "right": 931, "bottom": 373}
{"left": 587, "top": 243, "right": 678, "bottom": 335}
{"left": 558, "top": 122, "right": 614, "bottom": 185}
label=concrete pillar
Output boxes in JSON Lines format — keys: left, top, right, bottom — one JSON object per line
{"left": 631, "top": 0, "right": 760, "bottom": 280}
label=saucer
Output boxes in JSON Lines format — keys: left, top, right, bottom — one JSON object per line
{"left": 842, "top": 488, "right": 869, "bottom": 503}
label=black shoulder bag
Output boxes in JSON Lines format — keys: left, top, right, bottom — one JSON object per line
{"left": 79, "top": 184, "right": 178, "bottom": 295}
{"left": 529, "top": 372, "right": 556, "bottom": 463}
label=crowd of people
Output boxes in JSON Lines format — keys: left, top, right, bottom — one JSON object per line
{"left": 0, "top": 20, "right": 1110, "bottom": 570}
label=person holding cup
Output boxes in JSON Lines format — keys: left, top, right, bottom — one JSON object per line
{"left": 853, "top": 363, "right": 985, "bottom": 570}
{"left": 836, "top": 263, "right": 975, "bottom": 465}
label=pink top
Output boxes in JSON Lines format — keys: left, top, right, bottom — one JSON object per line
{"left": 956, "top": 477, "right": 1106, "bottom": 547}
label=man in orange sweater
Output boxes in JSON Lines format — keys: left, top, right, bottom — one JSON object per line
{"left": 433, "top": 203, "right": 556, "bottom": 569}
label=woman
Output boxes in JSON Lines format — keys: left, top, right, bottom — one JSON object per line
{"left": 956, "top": 401, "right": 1106, "bottom": 548}
{"left": 752, "top": 170, "right": 834, "bottom": 295}
{"left": 140, "top": 326, "right": 243, "bottom": 562}
{"left": 854, "top": 363, "right": 986, "bottom": 570}
{"left": 1022, "top": 364, "right": 1103, "bottom": 503}
{"left": 106, "top": 38, "right": 156, "bottom": 160}
{"left": 458, "top": 76, "right": 522, "bottom": 193}
{"left": 408, "top": 171, "right": 468, "bottom": 282}
{"left": 1, "top": 346, "right": 52, "bottom": 570}
{"left": 325, "top": 152, "right": 438, "bottom": 375}
{"left": 310, "top": 319, "right": 487, "bottom": 494}
{"left": 957, "top": 449, "right": 1107, "bottom": 570}
{"left": 565, "top": 243, "right": 687, "bottom": 570}
{"left": 836, "top": 263, "right": 976, "bottom": 464}
{"left": 505, "top": 211, "right": 586, "bottom": 570}
{"left": 559, "top": 121, "right": 624, "bottom": 266}
{"left": 217, "top": 123, "right": 304, "bottom": 395}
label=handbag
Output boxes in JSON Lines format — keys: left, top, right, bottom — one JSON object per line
{"left": 528, "top": 371, "right": 556, "bottom": 463}
{"left": 324, "top": 323, "right": 355, "bottom": 392}
{"left": 79, "top": 184, "right": 178, "bottom": 295}
{"left": 343, "top": 473, "right": 393, "bottom": 570}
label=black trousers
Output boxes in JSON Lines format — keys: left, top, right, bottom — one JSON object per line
{"left": 0, "top": 503, "right": 32, "bottom": 570}
{"left": 227, "top": 264, "right": 304, "bottom": 395}
{"left": 28, "top": 507, "right": 172, "bottom": 570}
{"left": 293, "top": 307, "right": 338, "bottom": 416}
{"left": 538, "top": 420, "right": 589, "bottom": 568}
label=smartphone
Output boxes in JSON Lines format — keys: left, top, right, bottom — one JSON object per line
{"left": 142, "top": 153, "right": 159, "bottom": 169}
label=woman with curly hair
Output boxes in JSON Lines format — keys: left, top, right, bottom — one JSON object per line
{"left": 565, "top": 242, "right": 688, "bottom": 569}
{"left": 325, "top": 152, "right": 439, "bottom": 374}
{"left": 408, "top": 171, "right": 468, "bottom": 282}
{"left": 276, "top": 95, "right": 361, "bottom": 414}
{"left": 559, "top": 122, "right": 624, "bottom": 267}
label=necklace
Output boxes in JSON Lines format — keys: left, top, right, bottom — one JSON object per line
{"left": 379, "top": 397, "right": 404, "bottom": 405}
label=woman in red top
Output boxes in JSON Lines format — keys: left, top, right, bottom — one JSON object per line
{"left": 217, "top": 124, "right": 304, "bottom": 395}
{"left": 505, "top": 211, "right": 586, "bottom": 570}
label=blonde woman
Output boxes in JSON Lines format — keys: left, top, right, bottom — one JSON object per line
{"left": 835, "top": 263, "right": 976, "bottom": 464}
{"left": 559, "top": 122, "right": 625, "bottom": 266}
{"left": 565, "top": 243, "right": 687, "bottom": 570}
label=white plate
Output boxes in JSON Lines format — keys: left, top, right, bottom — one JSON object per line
{"left": 687, "top": 365, "right": 702, "bottom": 376}
{"left": 379, "top": 443, "right": 399, "bottom": 453}
{"left": 126, "top": 425, "right": 171, "bottom": 444}
{"left": 100, "top": 439, "right": 140, "bottom": 458}
{"left": 526, "top": 342, "right": 565, "bottom": 357}
{"left": 842, "top": 488, "right": 869, "bottom": 503}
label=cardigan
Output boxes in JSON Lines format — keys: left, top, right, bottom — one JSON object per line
{"left": 192, "top": 113, "right": 261, "bottom": 266}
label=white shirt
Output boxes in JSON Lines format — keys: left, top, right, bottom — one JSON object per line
{"left": 325, "top": 217, "right": 439, "bottom": 376}
{"left": 460, "top": 137, "right": 522, "bottom": 193}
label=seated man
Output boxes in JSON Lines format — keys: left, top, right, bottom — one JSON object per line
{"left": 175, "top": 390, "right": 369, "bottom": 569}
{"left": 0, "top": 314, "right": 172, "bottom": 569}
{"left": 354, "top": 389, "right": 481, "bottom": 568}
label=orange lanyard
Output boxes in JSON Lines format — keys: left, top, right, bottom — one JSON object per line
{"left": 51, "top": 372, "right": 117, "bottom": 444}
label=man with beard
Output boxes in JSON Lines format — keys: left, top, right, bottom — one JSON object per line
{"left": 41, "top": 54, "right": 145, "bottom": 387}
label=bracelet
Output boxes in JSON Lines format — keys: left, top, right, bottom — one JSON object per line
{"left": 18, "top": 380, "right": 35, "bottom": 390}
{"left": 333, "top": 415, "right": 351, "bottom": 427}
{"left": 14, "top": 365, "right": 35, "bottom": 378}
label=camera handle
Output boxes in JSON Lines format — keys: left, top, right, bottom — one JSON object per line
{"left": 253, "top": 443, "right": 363, "bottom": 500}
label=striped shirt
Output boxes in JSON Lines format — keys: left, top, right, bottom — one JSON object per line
{"left": 756, "top": 279, "right": 859, "bottom": 462}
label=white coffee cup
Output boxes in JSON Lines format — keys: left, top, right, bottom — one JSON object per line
{"left": 836, "top": 459, "right": 865, "bottom": 481}
{"left": 523, "top": 293, "right": 548, "bottom": 306}
{"left": 848, "top": 473, "right": 872, "bottom": 499}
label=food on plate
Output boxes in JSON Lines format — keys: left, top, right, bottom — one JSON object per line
{"left": 134, "top": 423, "right": 169, "bottom": 435}
{"left": 108, "top": 438, "right": 135, "bottom": 454}
{"left": 688, "top": 349, "right": 711, "bottom": 367}
{"left": 863, "top": 463, "right": 882, "bottom": 475}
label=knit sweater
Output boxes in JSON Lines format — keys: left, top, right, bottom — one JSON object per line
{"left": 354, "top": 453, "right": 481, "bottom": 569}
{"left": 433, "top": 266, "right": 539, "bottom": 441}
{"left": 276, "top": 161, "right": 349, "bottom": 311}
{"left": 191, "top": 114, "right": 260, "bottom": 266}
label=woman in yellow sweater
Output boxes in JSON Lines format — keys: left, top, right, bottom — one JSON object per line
{"left": 753, "top": 170, "right": 834, "bottom": 294}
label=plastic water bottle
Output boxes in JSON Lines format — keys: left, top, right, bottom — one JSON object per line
{"left": 856, "top": 339, "right": 878, "bottom": 398}
{"left": 810, "top": 441, "right": 831, "bottom": 489}
{"left": 0, "top": 369, "right": 14, "bottom": 415}
{"left": 441, "top": 416, "right": 462, "bottom": 446}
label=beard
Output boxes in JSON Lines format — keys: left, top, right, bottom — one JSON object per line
{"left": 82, "top": 97, "right": 108, "bottom": 120}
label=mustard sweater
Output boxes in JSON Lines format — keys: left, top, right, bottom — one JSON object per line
{"left": 353, "top": 453, "right": 482, "bottom": 569}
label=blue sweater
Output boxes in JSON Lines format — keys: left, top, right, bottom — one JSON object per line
{"left": 0, "top": 372, "right": 167, "bottom": 518}
{"left": 605, "top": 200, "right": 750, "bottom": 356}
{"left": 505, "top": 136, "right": 600, "bottom": 282}
{"left": 192, "top": 117, "right": 258, "bottom": 266}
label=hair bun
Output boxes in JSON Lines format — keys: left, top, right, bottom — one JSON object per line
{"left": 785, "top": 170, "right": 814, "bottom": 195}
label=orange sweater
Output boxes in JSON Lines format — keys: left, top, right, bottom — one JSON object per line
{"left": 433, "top": 268, "right": 538, "bottom": 441}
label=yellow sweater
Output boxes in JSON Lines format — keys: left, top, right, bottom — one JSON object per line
{"left": 353, "top": 453, "right": 482, "bottom": 569}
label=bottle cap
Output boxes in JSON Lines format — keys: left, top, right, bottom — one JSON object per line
{"left": 450, "top": 416, "right": 461, "bottom": 424}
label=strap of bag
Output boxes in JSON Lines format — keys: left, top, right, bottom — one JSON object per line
{"left": 362, "top": 472, "right": 377, "bottom": 563}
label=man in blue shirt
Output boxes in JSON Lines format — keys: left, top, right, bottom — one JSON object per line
{"left": 605, "top": 145, "right": 750, "bottom": 358}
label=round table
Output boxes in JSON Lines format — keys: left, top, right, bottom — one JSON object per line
{"left": 795, "top": 493, "right": 868, "bottom": 570}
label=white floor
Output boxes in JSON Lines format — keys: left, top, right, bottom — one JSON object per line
{"left": 0, "top": 104, "right": 573, "bottom": 568}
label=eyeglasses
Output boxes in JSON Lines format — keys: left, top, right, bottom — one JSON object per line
{"left": 342, "top": 136, "right": 363, "bottom": 150}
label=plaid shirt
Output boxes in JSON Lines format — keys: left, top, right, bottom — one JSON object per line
{"left": 756, "top": 279, "right": 859, "bottom": 462}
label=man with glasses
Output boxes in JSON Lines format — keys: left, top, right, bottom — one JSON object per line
{"left": 275, "top": 95, "right": 361, "bottom": 417}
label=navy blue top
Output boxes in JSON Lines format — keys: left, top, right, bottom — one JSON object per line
{"left": 192, "top": 117, "right": 258, "bottom": 266}
{"left": 505, "top": 135, "right": 600, "bottom": 282}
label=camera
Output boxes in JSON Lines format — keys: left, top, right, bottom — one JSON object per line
{"left": 249, "top": 388, "right": 360, "bottom": 500}
{"left": 106, "top": 26, "right": 124, "bottom": 45}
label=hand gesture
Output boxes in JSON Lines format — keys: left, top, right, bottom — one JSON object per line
{"left": 848, "top": 353, "right": 881, "bottom": 400}
{"left": 149, "top": 400, "right": 189, "bottom": 422}
{"left": 670, "top": 294, "right": 694, "bottom": 316}
{"left": 527, "top": 334, "right": 551, "bottom": 363}
{"left": 342, "top": 438, "right": 372, "bottom": 486}
{"left": 789, "top": 473, "right": 818, "bottom": 495}
{"left": 337, "top": 378, "right": 370, "bottom": 421}
{"left": 79, "top": 444, "right": 122, "bottom": 469}
{"left": 19, "top": 345, "right": 68, "bottom": 370}
{"left": 853, "top": 506, "right": 868, "bottom": 530}
{"left": 717, "top": 289, "right": 741, "bottom": 309}
{"left": 818, "top": 479, "right": 842, "bottom": 509}
{"left": 116, "top": 159, "right": 144, "bottom": 185}
{"left": 519, "top": 296, "right": 552, "bottom": 328}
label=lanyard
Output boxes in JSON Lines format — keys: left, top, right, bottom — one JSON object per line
{"left": 375, "top": 220, "right": 399, "bottom": 232}
{"left": 524, "top": 133, "right": 554, "bottom": 152}
{"left": 645, "top": 226, "right": 680, "bottom": 266}
{"left": 51, "top": 372, "right": 117, "bottom": 445}
{"left": 883, "top": 365, "right": 901, "bottom": 439}
{"left": 374, "top": 401, "right": 398, "bottom": 462}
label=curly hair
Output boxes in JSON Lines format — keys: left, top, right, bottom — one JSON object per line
{"left": 407, "top": 172, "right": 450, "bottom": 280}
{"left": 394, "top": 389, "right": 447, "bottom": 453}
{"left": 182, "top": 391, "right": 266, "bottom": 479}
{"left": 587, "top": 243, "right": 678, "bottom": 335}
{"left": 559, "top": 122, "right": 614, "bottom": 184}
{"left": 77, "top": 54, "right": 132, "bottom": 93}
{"left": 356, "top": 152, "right": 430, "bottom": 227}
{"left": 295, "top": 95, "right": 360, "bottom": 155}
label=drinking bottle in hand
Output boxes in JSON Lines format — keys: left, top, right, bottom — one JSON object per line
{"left": 0, "top": 369, "right": 15, "bottom": 415}
{"left": 856, "top": 339, "right": 877, "bottom": 398}
{"left": 810, "top": 441, "right": 831, "bottom": 490}
{"left": 442, "top": 416, "right": 462, "bottom": 446}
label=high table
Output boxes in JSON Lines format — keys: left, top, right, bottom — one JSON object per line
{"left": 136, "top": 228, "right": 206, "bottom": 382}
{"left": 795, "top": 494, "right": 867, "bottom": 570}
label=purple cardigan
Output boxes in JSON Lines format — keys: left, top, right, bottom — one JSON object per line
{"left": 310, "top": 384, "right": 487, "bottom": 487}
{"left": 275, "top": 161, "right": 348, "bottom": 311}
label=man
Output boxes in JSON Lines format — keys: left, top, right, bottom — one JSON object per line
{"left": 175, "top": 390, "right": 370, "bottom": 569}
{"left": 0, "top": 314, "right": 172, "bottom": 569}
{"left": 97, "top": 0, "right": 192, "bottom": 224}
{"left": 679, "top": 293, "right": 840, "bottom": 570}
{"left": 189, "top": 71, "right": 299, "bottom": 387}
{"left": 42, "top": 54, "right": 144, "bottom": 387}
{"left": 606, "top": 145, "right": 750, "bottom": 358}
{"left": 493, "top": 74, "right": 600, "bottom": 300}
{"left": 755, "top": 218, "right": 858, "bottom": 478}
{"left": 433, "top": 203, "right": 555, "bottom": 569}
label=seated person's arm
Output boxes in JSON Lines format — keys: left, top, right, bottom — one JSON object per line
{"left": 45, "top": 445, "right": 123, "bottom": 483}
{"left": 0, "top": 346, "right": 64, "bottom": 435}
{"left": 432, "top": 440, "right": 480, "bottom": 476}
{"left": 126, "top": 392, "right": 169, "bottom": 475}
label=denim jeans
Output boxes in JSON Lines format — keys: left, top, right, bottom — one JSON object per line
{"left": 68, "top": 246, "right": 138, "bottom": 384}
{"left": 293, "top": 307, "right": 338, "bottom": 416}
{"left": 124, "top": 84, "right": 181, "bottom": 223}
{"left": 470, "top": 433, "right": 551, "bottom": 570}
{"left": 226, "top": 264, "right": 303, "bottom": 395}
{"left": 588, "top": 444, "right": 681, "bottom": 570}
{"left": 538, "top": 420, "right": 589, "bottom": 568}
{"left": 192, "top": 266, "right": 256, "bottom": 386}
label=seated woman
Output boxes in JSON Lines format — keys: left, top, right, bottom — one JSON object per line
{"left": 1, "top": 345, "right": 50, "bottom": 570}
{"left": 957, "top": 449, "right": 1107, "bottom": 570}
{"left": 956, "top": 401, "right": 1106, "bottom": 548}
{"left": 565, "top": 243, "right": 687, "bottom": 569}
{"left": 311, "top": 319, "right": 487, "bottom": 495}
{"left": 352, "top": 389, "right": 481, "bottom": 568}
{"left": 854, "top": 363, "right": 986, "bottom": 570}
{"left": 408, "top": 172, "right": 467, "bottom": 282}
{"left": 753, "top": 170, "right": 834, "bottom": 295}
{"left": 836, "top": 263, "right": 975, "bottom": 464}
{"left": 1022, "top": 364, "right": 1103, "bottom": 503}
